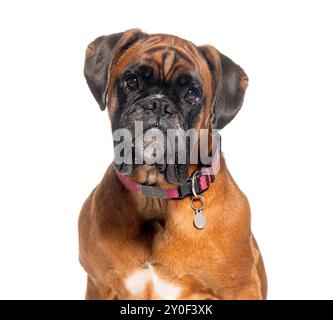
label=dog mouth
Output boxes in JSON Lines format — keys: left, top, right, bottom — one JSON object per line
{"left": 114, "top": 125, "right": 190, "bottom": 184}
{"left": 115, "top": 160, "right": 189, "bottom": 184}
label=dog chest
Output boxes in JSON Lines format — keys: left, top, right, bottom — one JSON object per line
{"left": 124, "top": 263, "right": 182, "bottom": 299}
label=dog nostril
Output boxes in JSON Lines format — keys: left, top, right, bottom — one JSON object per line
{"left": 144, "top": 98, "right": 175, "bottom": 115}
{"left": 144, "top": 99, "right": 160, "bottom": 111}
{"left": 144, "top": 103, "right": 154, "bottom": 110}
{"left": 152, "top": 100, "right": 160, "bottom": 110}
{"left": 144, "top": 99, "right": 161, "bottom": 111}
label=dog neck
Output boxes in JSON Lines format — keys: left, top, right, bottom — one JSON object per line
{"left": 93, "top": 153, "right": 227, "bottom": 242}
{"left": 114, "top": 151, "right": 219, "bottom": 199}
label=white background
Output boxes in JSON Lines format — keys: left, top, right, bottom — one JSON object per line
{"left": 0, "top": 0, "right": 332, "bottom": 300}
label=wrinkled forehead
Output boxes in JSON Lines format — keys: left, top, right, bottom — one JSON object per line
{"left": 110, "top": 34, "right": 212, "bottom": 85}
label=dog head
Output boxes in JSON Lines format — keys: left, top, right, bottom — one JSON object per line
{"left": 84, "top": 29, "right": 248, "bottom": 183}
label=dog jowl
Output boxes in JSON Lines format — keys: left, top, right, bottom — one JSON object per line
{"left": 84, "top": 29, "right": 248, "bottom": 184}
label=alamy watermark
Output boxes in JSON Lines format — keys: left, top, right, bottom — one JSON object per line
{"left": 113, "top": 121, "right": 221, "bottom": 174}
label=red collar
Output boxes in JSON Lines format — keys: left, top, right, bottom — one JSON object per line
{"left": 114, "top": 152, "right": 220, "bottom": 199}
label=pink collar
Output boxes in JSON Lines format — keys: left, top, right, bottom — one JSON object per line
{"left": 114, "top": 152, "right": 220, "bottom": 199}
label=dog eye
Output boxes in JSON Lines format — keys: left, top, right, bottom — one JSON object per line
{"left": 184, "top": 87, "right": 200, "bottom": 104}
{"left": 125, "top": 76, "right": 138, "bottom": 92}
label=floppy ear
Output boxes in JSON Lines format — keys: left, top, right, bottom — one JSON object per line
{"left": 84, "top": 29, "right": 146, "bottom": 110}
{"left": 199, "top": 45, "right": 249, "bottom": 130}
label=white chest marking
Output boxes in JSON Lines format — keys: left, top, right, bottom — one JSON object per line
{"left": 125, "top": 264, "right": 181, "bottom": 299}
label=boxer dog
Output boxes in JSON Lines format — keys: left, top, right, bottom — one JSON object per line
{"left": 79, "top": 29, "right": 267, "bottom": 300}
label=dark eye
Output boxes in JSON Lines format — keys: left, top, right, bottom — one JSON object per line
{"left": 124, "top": 75, "right": 138, "bottom": 92}
{"left": 184, "top": 87, "right": 200, "bottom": 104}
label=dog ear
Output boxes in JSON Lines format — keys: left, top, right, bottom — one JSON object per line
{"left": 84, "top": 29, "right": 146, "bottom": 111}
{"left": 199, "top": 45, "right": 248, "bottom": 130}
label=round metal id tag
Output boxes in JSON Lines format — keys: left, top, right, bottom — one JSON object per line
{"left": 190, "top": 172, "right": 206, "bottom": 230}
{"left": 190, "top": 195, "right": 206, "bottom": 230}
{"left": 193, "top": 209, "right": 206, "bottom": 229}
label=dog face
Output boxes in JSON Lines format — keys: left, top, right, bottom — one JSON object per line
{"left": 84, "top": 29, "right": 248, "bottom": 183}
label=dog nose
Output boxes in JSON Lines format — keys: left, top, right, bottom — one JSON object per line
{"left": 144, "top": 98, "right": 176, "bottom": 115}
